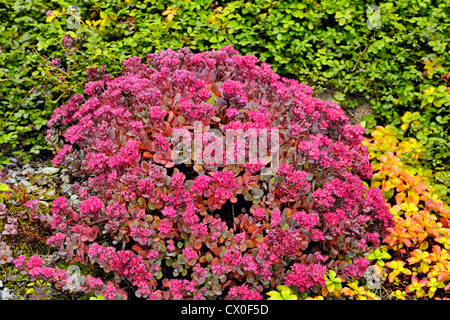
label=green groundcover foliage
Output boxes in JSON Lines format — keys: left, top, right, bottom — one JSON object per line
{"left": 0, "top": 0, "right": 449, "bottom": 302}
{"left": 0, "top": 0, "right": 449, "bottom": 174}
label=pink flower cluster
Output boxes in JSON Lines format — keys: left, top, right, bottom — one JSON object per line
{"left": 221, "top": 80, "right": 247, "bottom": 104}
{"left": 79, "top": 196, "right": 104, "bottom": 216}
{"left": 345, "top": 257, "right": 371, "bottom": 278}
{"left": 88, "top": 243, "right": 155, "bottom": 298}
{"left": 225, "top": 284, "right": 262, "bottom": 300}
{"left": 38, "top": 46, "right": 394, "bottom": 299}
{"left": 12, "top": 254, "right": 108, "bottom": 298}
{"left": 284, "top": 263, "right": 327, "bottom": 292}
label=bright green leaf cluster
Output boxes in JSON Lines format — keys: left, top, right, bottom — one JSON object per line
{"left": 267, "top": 285, "right": 298, "bottom": 300}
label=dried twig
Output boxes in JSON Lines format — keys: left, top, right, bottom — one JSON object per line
{"left": 0, "top": 87, "right": 35, "bottom": 129}
{"left": 343, "top": 106, "right": 360, "bottom": 123}
{"left": 352, "top": 42, "right": 372, "bottom": 72}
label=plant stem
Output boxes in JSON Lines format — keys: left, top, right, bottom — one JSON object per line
{"left": 352, "top": 42, "right": 372, "bottom": 72}
{"left": 0, "top": 87, "right": 35, "bottom": 129}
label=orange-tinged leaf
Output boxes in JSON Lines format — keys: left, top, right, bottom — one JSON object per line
{"left": 437, "top": 271, "right": 450, "bottom": 282}
{"left": 246, "top": 239, "right": 256, "bottom": 248}
{"left": 408, "top": 190, "right": 420, "bottom": 205}
{"left": 397, "top": 183, "right": 409, "bottom": 192}
{"left": 396, "top": 192, "right": 406, "bottom": 205}
{"left": 374, "top": 264, "right": 383, "bottom": 275}
{"left": 164, "top": 161, "right": 175, "bottom": 168}
{"left": 401, "top": 171, "right": 415, "bottom": 185}
{"left": 193, "top": 242, "right": 202, "bottom": 250}
{"left": 401, "top": 238, "right": 412, "bottom": 247}
{"left": 413, "top": 183, "right": 429, "bottom": 195}
{"left": 211, "top": 246, "right": 222, "bottom": 256}
{"left": 340, "top": 287, "right": 354, "bottom": 296}
{"left": 379, "top": 155, "right": 387, "bottom": 163}
{"left": 256, "top": 237, "right": 265, "bottom": 243}
{"left": 153, "top": 152, "right": 164, "bottom": 164}
{"left": 389, "top": 270, "right": 400, "bottom": 283}
{"left": 193, "top": 164, "right": 204, "bottom": 173}
{"left": 382, "top": 180, "right": 394, "bottom": 192}
{"left": 428, "top": 228, "right": 440, "bottom": 239}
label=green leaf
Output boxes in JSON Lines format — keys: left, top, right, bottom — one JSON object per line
{"left": 380, "top": 252, "right": 392, "bottom": 260}
{"left": 0, "top": 184, "right": 12, "bottom": 192}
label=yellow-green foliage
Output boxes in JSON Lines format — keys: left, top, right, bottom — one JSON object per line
{"left": 361, "top": 121, "right": 450, "bottom": 299}
{"left": 267, "top": 285, "right": 298, "bottom": 300}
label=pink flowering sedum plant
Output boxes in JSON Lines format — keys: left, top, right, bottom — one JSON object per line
{"left": 24, "top": 46, "right": 394, "bottom": 299}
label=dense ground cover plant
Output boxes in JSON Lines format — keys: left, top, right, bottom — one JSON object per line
{"left": 1, "top": 47, "right": 394, "bottom": 300}
{"left": 1, "top": 0, "right": 446, "bottom": 301}
{"left": 361, "top": 123, "right": 450, "bottom": 299}
{"left": 366, "top": 121, "right": 449, "bottom": 203}
{"left": 385, "top": 70, "right": 450, "bottom": 175}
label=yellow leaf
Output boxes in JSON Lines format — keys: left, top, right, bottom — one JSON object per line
{"left": 395, "top": 192, "right": 406, "bottom": 206}
{"left": 388, "top": 270, "right": 399, "bottom": 283}
{"left": 371, "top": 181, "right": 382, "bottom": 189}
{"left": 400, "top": 123, "right": 409, "bottom": 131}
{"left": 391, "top": 178, "right": 402, "bottom": 187}
{"left": 419, "top": 241, "right": 429, "bottom": 251}
{"left": 408, "top": 190, "right": 420, "bottom": 205}
{"left": 93, "top": 48, "right": 103, "bottom": 59}
{"left": 401, "top": 111, "right": 412, "bottom": 121}
{"left": 46, "top": 15, "right": 56, "bottom": 22}
{"left": 167, "top": 12, "right": 175, "bottom": 21}
{"left": 423, "top": 87, "right": 435, "bottom": 96}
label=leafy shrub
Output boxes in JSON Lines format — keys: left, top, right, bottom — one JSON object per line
{"left": 5, "top": 47, "right": 393, "bottom": 300}
{"left": 360, "top": 123, "right": 450, "bottom": 299}
{"left": 365, "top": 122, "right": 449, "bottom": 203}
{"left": 388, "top": 71, "right": 450, "bottom": 174}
